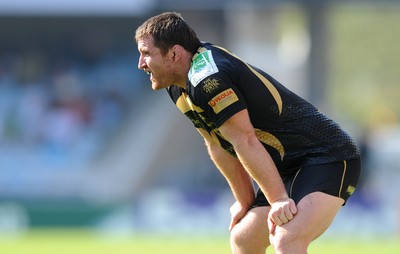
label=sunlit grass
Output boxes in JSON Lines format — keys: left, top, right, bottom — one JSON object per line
{"left": 0, "top": 229, "right": 398, "bottom": 254}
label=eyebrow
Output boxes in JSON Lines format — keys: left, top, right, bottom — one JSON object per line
{"left": 138, "top": 46, "right": 149, "bottom": 54}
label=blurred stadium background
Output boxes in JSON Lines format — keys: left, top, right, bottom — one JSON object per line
{"left": 0, "top": 0, "right": 399, "bottom": 252}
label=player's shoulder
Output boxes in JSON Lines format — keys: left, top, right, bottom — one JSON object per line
{"left": 188, "top": 44, "right": 218, "bottom": 87}
{"left": 188, "top": 42, "right": 235, "bottom": 87}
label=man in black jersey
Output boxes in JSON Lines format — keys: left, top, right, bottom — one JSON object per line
{"left": 135, "top": 12, "right": 361, "bottom": 254}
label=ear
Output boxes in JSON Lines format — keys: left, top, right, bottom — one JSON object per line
{"left": 170, "top": 45, "right": 183, "bottom": 62}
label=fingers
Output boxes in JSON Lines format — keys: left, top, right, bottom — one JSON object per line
{"left": 268, "top": 198, "right": 297, "bottom": 235}
{"left": 283, "top": 204, "right": 296, "bottom": 221}
{"left": 272, "top": 214, "right": 286, "bottom": 225}
{"left": 268, "top": 217, "right": 276, "bottom": 235}
{"left": 268, "top": 212, "right": 293, "bottom": 234}
{"left": 229, "top": 217, "right": 238, "bottom": 231}
{"left": 289, "top": 199, "right": 298, "bottom": 215}
{"left": 269, "top": 207, "right": 293, "bottom": 225}
{"left": 228, "top": 202, "right": 248, "bottom": 231}
{"left": 285, "top": 211, "right": 293, "bottom": 221}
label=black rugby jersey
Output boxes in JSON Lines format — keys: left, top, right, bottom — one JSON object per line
{"left": 167, "top": 42, "right": 360, "bottom": 176}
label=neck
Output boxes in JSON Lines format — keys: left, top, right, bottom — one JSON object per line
{"left": 174, "top": 53, "right": 193, "bottom": 89}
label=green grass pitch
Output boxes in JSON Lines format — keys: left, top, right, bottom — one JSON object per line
{"left": 0, "top": 229, "right": 399, "bottom": 254}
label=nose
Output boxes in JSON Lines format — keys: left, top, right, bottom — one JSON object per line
{"left": 138, "top": 55, "right": 145, "bottom": 70}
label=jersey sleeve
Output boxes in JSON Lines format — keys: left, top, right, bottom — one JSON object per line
{"left": 167, "top": 85, "right": 204, "bottom": 129}
{"left": 193, "top": 69, "right": 247, "bottom": 128}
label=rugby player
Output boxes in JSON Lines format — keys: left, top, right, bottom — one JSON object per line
{"left": 135, "top": 12, "right": 361, "bottom": 254}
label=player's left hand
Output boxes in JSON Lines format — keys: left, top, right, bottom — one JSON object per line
{"left": 229, "top": 201, "right": 249, "bottom": 231}
{"left": 268, "top": 197, "right": 297, "bottom": 235}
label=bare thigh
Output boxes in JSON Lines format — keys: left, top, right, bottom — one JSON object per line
{"left": 270, "top": 192, "right": 344, "bottom": 249}
{"left": 231, "top": 192, "right": 344, "bottom": 253}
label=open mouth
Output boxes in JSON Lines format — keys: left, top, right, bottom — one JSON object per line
{"left": 145, "top": 70, "right": 154, "bottom": 81}
{"left": 143, "top": 69, "right": 152, "bottom": 78}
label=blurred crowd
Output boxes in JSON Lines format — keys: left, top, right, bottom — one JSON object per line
{"left": 0, "top": 51, "right": 143, "bottom": 171}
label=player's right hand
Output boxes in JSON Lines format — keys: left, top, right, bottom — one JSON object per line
{"left": 268, "top": 197, "right": 297, "bottom": 235}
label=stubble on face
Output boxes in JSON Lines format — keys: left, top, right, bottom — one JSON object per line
{"left": 137, "top": 36, "right": 176, "bottom": 91}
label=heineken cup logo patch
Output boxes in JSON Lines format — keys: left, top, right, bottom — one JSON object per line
{"left": 189, "top": 50, "right": 219, "bottom": 87}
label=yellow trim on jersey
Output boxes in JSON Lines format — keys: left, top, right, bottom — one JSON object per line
{"left": 176, "top": 93, "right": 204, "bottom": 114}
{"left": 176, "top": 94, "right": 191, "bottom": 114}
{"left": 339, "top": 160, "right": 347, "bottom": 198}
{"left": 290, "top": 167, "right": 302, "bottom": 198}
{"left": 213, "top": 45, "right": 283, "bottom": 115}
{"left": 255, "top": 129, "right": 285, "bottom": 160}
{"left": 209, "top": 131, "right": 222, "bottom": 146}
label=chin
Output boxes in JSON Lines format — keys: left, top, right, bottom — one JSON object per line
{"left": 152, "top": 83, "right": 163, "bottom": 91}
{"left": 152, "top": 82, "right": 171, "bottom": 91}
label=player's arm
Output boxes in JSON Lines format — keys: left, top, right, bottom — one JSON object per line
{"left": 217, "top": 109, "right": 297, "bottom": 233}
{"left": 196, "top": 128, "right": 255, "bottom": 230}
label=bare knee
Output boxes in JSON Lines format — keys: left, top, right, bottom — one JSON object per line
{"left": 230, "top": 207, "right": 270, "bottom": 254}
{"left": 270, "top": 229, "right": 309, "bottom": 254}
{"left": 230, "top": 224, "right": 255, "bottom": 251}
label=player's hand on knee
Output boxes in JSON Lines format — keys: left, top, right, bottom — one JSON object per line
{"left": 229, "top": 201, "right": 249, "bottom": 231}
{"left": 268, "top": 197, "right": 297, "bottom": 234}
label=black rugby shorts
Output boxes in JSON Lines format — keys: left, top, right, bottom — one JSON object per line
{"left": 252, "top": 158, "right": 361, "bottom": 207}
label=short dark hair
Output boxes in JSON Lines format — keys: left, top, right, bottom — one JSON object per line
{"left": 135, "top": 12, "right": 201, "bottom": 55}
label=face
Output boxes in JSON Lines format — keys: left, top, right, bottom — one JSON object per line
{"left": 137, "top": 35, "right": 176, "bottom": 90}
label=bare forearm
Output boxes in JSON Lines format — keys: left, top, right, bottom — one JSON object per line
{"left": 215, "top": 109, "right": 288, "bottom": 204}
{"left": 233, "top": 134, "right": 288, "bottom": 204}
{"left": 197, "top": 128, "right": 255, "bottom": 207}
{"left": 208, "top": 143, "right": 255, "bottom": 207}
{"left": 216, "top": 109, "right": 296, "bottom": 232}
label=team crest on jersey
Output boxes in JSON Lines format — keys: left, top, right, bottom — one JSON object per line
{"left": 188, "top": 49, "right": 219, "bottom": 87}
{"left": 208, "top": 88, "right": 238, "bottom": 114}
{"left": 202, "top": 78, "right": 220, "bottom": 94}
{"left": 346, "top": 185, "right": 356, "bottom": 196}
